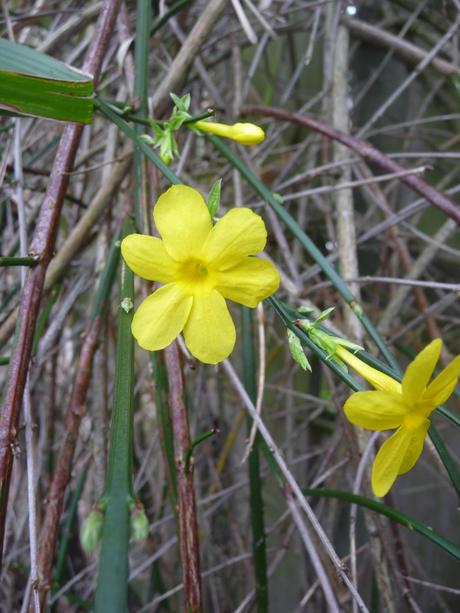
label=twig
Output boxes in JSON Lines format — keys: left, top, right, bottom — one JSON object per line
{"left": 242, "top": 303, "right": 266, "bottom": 462}
{"left": 0, "top": 150, "right": 131, "bottom": 348}
{"left": 343, "top": 16, "right": 460, "bottom": 77}
{"left": 164, "top": 342, "right": 202, "bottom": 613}
{"left": 36, "top": 317, "right": 101, "bottom": 607}
{"left": 0, "top": 0, "right": 122, "bottom": 568}
{"left": 151, "top": 0, "right": 228, "bottom": 111}
{"left": 240, "top": 105, "right": 460, "bottom": 225}
{"left": 378, "top": 218, "right": 457, "bottom": 336}
{"left": 222, "top": 359, "right": 369, "bottom": 612}
{"left": 285, "top": 488, "right": 340, "bottom": 613}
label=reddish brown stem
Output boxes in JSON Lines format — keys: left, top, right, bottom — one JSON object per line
{"left": 241, "top": 105, "right": 460, "bottom": 225}
{"left": 0, "top": 0, "right": 121, "bottom": 566}
{"left": 164, "top": 343, "right": 202, "bottom": 613}
{"left": 36, "top": 317, "right": 101, "bottom": 607}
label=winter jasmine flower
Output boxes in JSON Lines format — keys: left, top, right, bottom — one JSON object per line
{"left": 121, "top": 185, "right": 279, "bottom": 364}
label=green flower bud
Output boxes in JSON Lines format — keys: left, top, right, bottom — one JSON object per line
{"left": 287, "top": 329, "right": 311, "bottom": 372}
{"left": 80, "top": 508, "right": 104, "bottom": 553}
{"left": 130, "top": 503, "right": 149, "bottom": 542}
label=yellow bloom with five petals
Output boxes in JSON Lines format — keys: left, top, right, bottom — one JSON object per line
{"left": 336, "top": 340, "right": 460, "bottom": 497}
{"left": 121, "top": 185, "right": 280, "bottom": 364}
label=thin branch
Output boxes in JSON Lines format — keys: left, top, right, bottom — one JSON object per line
{"left": 241, "top": 105, "right": 460, "bottom": 225}
{"left": 0, "top": 0, "right": 122, "bottom": 567}
{"left": 164, "top": 342, "right": 202, "bottom": 613}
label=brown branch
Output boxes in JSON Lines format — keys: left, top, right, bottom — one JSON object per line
{"left": 0, "top": 0, "right": 122, "bottom": 566}
{"left": 241, "top": 105, "right": 460, "bottom": 225}
{"left": 36, "top": 317, "right": 101, "bottom": 607}
{"left": 0, "top": 150, "right": 131, "bottom": 349}
{"left": 342, "top": 16, "right": 460, "bottom": 77}
{"left": 164, "top": 343, "right": 202, "bottom": 613}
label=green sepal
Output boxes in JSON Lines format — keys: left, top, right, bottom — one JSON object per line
{"left": 207, "top": 179, "right": 222, "bottom": 218}
{"left": 287, "top": 329, "right": 311, "bottom": 372}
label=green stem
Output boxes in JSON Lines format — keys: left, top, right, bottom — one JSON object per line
{"left": 95, "top": 219, "right": 135, "bottom": 613}
{"left": 133, "top": 0, "right": 152, "bottom": 232}
{"left": 303, "top": 487, "right": 460, "bottom": 562}
{"left": 150, "top": 353, "right": 177, "bottom": 509}
{"left": 428, "top": 424, "right": 460, "bottom": 502}
{"left": 52, "top": 465, "right": 89, "bottom": 597}
{"left": 151, "top": 0, "right": 196, "bottom": 35}
{"left": 94, "top": 96, "right": 181, "bottom": 186}
{"left": 242, "top": 308, "right": 269, "bottom": 612}
{"left": 184, "top": 429, "right": 217, "bottom": 473}
{"left": 0, "top": 255, "right": 38, "bottom": 266}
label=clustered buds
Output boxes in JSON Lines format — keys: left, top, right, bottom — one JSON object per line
{"left": 287, "top": 306, "right": 363, "bottom": 372}
{"left": 141, "top": 92, "right": 265, "bottom": 165}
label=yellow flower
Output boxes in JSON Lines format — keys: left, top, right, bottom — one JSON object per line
{"left": 193, "top": 120, "right": 265, "bottom": 145}
{"left": 121, "top": 185, "right": 280, "bottom": 364}
{"left": 336, "top": 341, "right": 460, "bottom": 497}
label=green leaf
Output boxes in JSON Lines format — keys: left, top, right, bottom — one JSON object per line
{"left": 0, "top": 38, "right": 93, "bottom": 124}
{"left": 207, "top": 179, "right": 222, "bottom": 217}
{"left": 170, "top": 91, "right": 190, "bottom": 112}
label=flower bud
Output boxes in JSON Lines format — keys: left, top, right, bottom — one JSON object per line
{"left": 193, "top": 120, "right": 265, "bottom": 145}
{"left": 130, "top": 503, "right": 149, "bottom": 542}
{"left": 80, "top": 508, "right": 104, "bottom": 552}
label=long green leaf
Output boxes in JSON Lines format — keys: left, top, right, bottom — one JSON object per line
{"left": 0, "top": 38, "right": 93, "bottom": 123}
{"left": 303, "top": 487, "right": 460, "bottom": 562}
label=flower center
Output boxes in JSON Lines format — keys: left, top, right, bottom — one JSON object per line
{"left": 176, "top": 259, "right": 215, "bottom": 294}
{"left": 402, "top": 411, "right": 426, "bottom": 430}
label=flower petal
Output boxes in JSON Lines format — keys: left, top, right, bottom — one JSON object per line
{"left": 183, "top": 290, "right": 236, "bottom": 364}
{"left": 424, "top": 355, "right": 460, "bottom": 408}
{"left": 344, "top": 390, "right": 407, "bottom": 430}
{"left": 335, "top": 347, "right": 402, "bottom": 394}
{"left": 398, "top": 419, "right": 430, "bottom": 475}
{"left": 153, "top": 185, "right": 212, "bottom": 262}
{"left": 121, "top": 234, "right": 178, "bottom": 283}
{"left": 132, "top": 284, "right": 192, "bottom": 351}
{"left": 371, "top": 427, "right": 412, "bottom": 497}
{"left": 402, "top": 339, "right": 442, "bottom": 404}
{"left": 202, "top": 208, "right": 267, "bottom": 269}
{"left": 215, "top": 257, "right": 280, "bottom": 307}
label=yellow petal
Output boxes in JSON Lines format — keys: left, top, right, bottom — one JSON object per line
{"left": 335, "top": 347, "right": 402, "bottom": 394}
{"left": 398, "top": 419, "right": 430, "bottom": 475}
{"left": 344, "top": 390, "right": 407, "bottom": 430}
{"left": 183, "top": 290, "right": 236, "bottom": 364}
{"left": 402, "top": 339, "right": 442, "bottom": 404}
{"left": 121, "top": 234, "right": 177, "bottom": 283}
{"left": 202, "top": 208, "right": 267, "bottom": 269}
{"left": 371, "top": 427, "right": 412, "bottom": 497}
{"left": 132, "top": 284, "right": 193, "bottom": 351}
{"left": 423, "top": 355, "right": 460, "bottom": 408}
{"left": 153, "top": 185, "right": 212, "bottom": 262}
{"left": 216, "top": 257, "right": 280, "bottom": 307}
